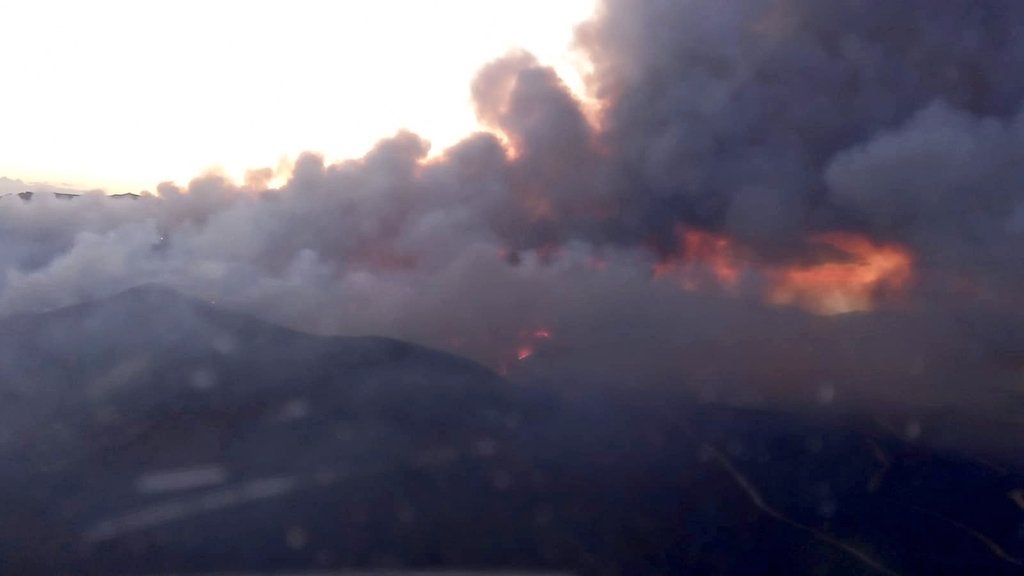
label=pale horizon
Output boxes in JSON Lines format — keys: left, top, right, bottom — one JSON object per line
{"left": 1, "top": 0, "right": 596, "bottom": 194}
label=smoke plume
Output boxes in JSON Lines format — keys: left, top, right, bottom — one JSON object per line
{"left": 3, "top": 0, "right": 1024, "bottom": 451}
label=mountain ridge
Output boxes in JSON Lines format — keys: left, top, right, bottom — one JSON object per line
{"left": 0, "top": 286, "right": 1021, "bottom": 575}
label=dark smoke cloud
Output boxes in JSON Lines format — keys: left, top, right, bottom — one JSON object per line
{"left": 578, "top": 0, "right": 1024, "bottom": 255}
{"left": 827, "top": 101, "right": 1024, "bottom": 300}
{"left": 2, "top": 0, "right": 1024, "bottom": 453}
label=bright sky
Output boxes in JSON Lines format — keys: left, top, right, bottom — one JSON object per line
{"left": 0, "top": 1, "right": 596, "bottom": 194}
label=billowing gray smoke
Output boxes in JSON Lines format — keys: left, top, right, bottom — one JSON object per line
{"left": 579, "top": 0, "right": 1024, "bottom": 290}
{"left": 2, "top": 0, "right": 1024, "bottom": 450}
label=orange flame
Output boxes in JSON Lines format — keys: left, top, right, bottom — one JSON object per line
{"left": 767, "top": 233, "right": 913, "bottom": 315}
{"left": 681, "top": 228, "right": 743, "bottom": 290}
{"left": 654, "top": 227, "right": 744, "bottom": 292}
{"left": 512, "top": 327, "right": 554, "bottom": 365}
{"left": 654, "top": 226, "right": 914, "bottom": 315}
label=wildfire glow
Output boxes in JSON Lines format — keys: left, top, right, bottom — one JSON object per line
{"left": 653, "top": 228, "right": 745, "bottom": 293}
{"left": 512, "top": 327, "right": 554, "bottom": 365}
{"left": 522, "top": 191, "right": 557, "bottom": 222}
{"left": 768, "top": 233, "right": 914, "bottom": 315}
{"left": 654, "top": 226, "right": 915, "bottom": 315}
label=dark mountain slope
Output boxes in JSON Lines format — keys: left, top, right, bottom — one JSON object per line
{"left": 0, "top": 287, "right": 1020, "bottom": 575}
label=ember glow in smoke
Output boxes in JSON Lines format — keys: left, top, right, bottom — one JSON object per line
{"left": 768, "top": 233, "right": 915, "bottom": 315}
{"left": 653, "top": 227, "right": 746, "bottom": 294}
{"left": 652, "top": 226, "right": 914, "bottom": 315}
{"left": 501, "top": 328, "right": 554, "bottom": 374}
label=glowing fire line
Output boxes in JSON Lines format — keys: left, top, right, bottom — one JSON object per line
{"left": 653, "top": 226, "right": 914, "bottom": 315}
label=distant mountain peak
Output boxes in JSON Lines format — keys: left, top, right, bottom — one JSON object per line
{"left": 0, "top": 190, "right": 144, "bottom": 202}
